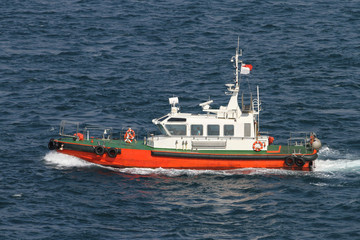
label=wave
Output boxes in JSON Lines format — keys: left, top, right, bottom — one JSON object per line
{"left": 314, "top": 159, "right": 360, "bottom": 172}
{"left": 43, "top": 151, "right": 96, "bottom": 169}
{"left": 314, "top": 146, "right": 360, "bottom": 172}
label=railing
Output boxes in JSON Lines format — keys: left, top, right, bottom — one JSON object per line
{"left": 59, "top": 120, "right": 113, "bottom": 141}
{"left": 287, "top": 132, "right": 313, "bottom": 153}
{"left": 59, "top": 120, "right": 80, "bottom": 138}
{"left": 84, "top": 126, "right": 113, "bottom": 141}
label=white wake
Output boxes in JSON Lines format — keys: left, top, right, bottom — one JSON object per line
{"left": 314, "top": 146, "right": 360, "bottom": 172}
{"left": 44, "top": 151, "right": 95, "bottom": 169}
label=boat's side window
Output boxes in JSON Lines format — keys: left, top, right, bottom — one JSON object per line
{"left": 191, "top": 125, "right": 203, "bottom": 136}
{"left": 224, "top": 125, "right": 234, "bottom": 136}
{"left": 244, "top": 123, "right": 251, "bottom": 137}
{"left": 165, "top": 124, "right": 186, "bottom": 136}
{"left": 207, "top": 125, "right": 219, "bottom": 136}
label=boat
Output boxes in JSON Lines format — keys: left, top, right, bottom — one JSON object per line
{"left": 48, "top": 41, "right": 322, "bottom": 171}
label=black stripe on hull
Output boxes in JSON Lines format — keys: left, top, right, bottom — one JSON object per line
{"left": 151, "top": 150, "right": 318, "bottom": 161}
{"left": 55, "top": 141, "right": 121, "bottom": 154}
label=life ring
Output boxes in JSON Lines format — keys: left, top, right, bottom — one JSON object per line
{"left": 48, "top": 139, "right": 56, "bottom": 150}
{"left": 94, "top": 146, "right": 105, "bottom": 155}
{"left": 285, "top": 156, "right": 295, "bottom": 166}
{"left": 295, "top": 157, "right": 305, "bottom": 167}
{"left": 107, "top": 147, "right": 118, "bottom": 158}
{"left": 252, "top": 141, "right": 263, "bottom": 152}
{"left": 124, "top": 128, "right": 135, "bottom": 143}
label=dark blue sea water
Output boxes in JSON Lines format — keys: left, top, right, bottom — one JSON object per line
{"left": 1, "top": 0, "right": 360, "bottom": 239}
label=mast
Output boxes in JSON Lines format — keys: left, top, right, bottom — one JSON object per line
{"left": 257, "top": 85, "right": 260, "bottom": 133}
{"left": 226, "top": 38, "right": 242, "bottom": 115}
{"left": 234, "top": 37, "right": 241, "bottom": 88}
{"left": 202, "top": 39, "right": 250, "bottom": 119}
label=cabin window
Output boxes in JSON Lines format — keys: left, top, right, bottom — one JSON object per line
{"left": 224, "top": 125, "right": 234, "bottom": 136}
{"left": 157, "top": 124, "right": 167, "bottom": 135}
{"left": 191, "top": 125, "right": 203, "bottom": 136}
{"left": 207, "top": 125, "right": 220, "bottom": 136}
{"left": 165, "top": 124, "right": 186, "bottom": 136}
{"left": 244, "top": 123, "right": 251, "bottom": 137}
{"left": 157, "top": 115, "right": 169, "bottom": 122}
{"left": 167, "top": 118, "right": 186, "bottom": 122}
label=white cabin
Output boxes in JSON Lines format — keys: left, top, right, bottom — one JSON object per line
{"left": 146, "top": 43, "right": 269, "bottom": 151}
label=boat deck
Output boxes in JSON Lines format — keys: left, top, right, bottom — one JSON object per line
{"left": 57, "top": 137, "right": 314, "bottom": 155}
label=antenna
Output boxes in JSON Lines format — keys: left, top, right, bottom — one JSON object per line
{"left": 237, "top": 36, "right": 239, "bottom": 52}
{"left": 237, "top": 36, "right": 242, "bottom": 56}
{"left": 234, "top": 37, "right": 242, "bottom": 87}
{"left": 257, "top": 86, "right": 260, "bottom": 133}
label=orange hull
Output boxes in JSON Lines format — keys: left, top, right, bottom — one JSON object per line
{"left": 57, "top": 148, "right": 313, "bottom": 171}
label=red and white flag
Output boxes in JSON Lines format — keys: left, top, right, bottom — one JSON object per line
{"left": 240, "top": 64, "right": 253, "bottom": 75}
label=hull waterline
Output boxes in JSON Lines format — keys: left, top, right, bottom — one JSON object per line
{"left": 55, "top": 140, "right": 317, "bottom": 171}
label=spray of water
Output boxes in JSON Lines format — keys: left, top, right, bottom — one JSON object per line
{"left": 314, "top": 146, "right": 360, "bottom": 172}
{"left": 44, "top": 151, "right": 96, "bottom": 169}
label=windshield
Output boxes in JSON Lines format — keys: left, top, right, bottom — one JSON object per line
{"left": 157, "top": 124, "right": 168, "bottom": 135}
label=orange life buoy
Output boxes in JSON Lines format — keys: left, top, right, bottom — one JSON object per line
{"left": 124, "top": 128, "right": 135, "bottom": 143}
{"left": 252, "top": 141, "right": 263, "bottom": 152}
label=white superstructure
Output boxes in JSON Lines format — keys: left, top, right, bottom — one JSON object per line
{"left": 147, "top": 41, "right": 269, "bottom": 151}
